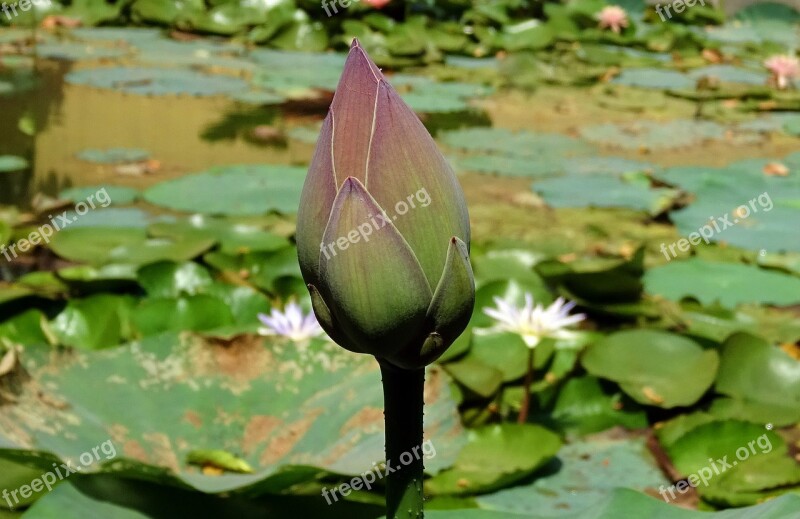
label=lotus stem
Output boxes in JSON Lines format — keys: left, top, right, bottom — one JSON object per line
{"left": 518, "top": 349, "right": 534, "bottom": 424}
{"left": 380, "top": 361, "right": 425, "bottom": 519}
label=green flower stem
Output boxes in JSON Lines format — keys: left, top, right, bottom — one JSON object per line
{"left": 380, "top": 361, "right": 425, "bottom": 519}
{"left": 517, "top": 348, "right": 534, "bottom": 424}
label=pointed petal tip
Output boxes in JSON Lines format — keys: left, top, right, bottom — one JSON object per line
{"left": 343, "top": 39, "right": 382, "bottom": 85}
{"left": 341, "top": 176, "right": 367, "bottom": 193}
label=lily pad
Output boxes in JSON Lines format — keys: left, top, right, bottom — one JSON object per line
{"left": 50, "top": 294, "right": 136, "bottom": 350}
{"left": 426, "top": 424, "right": 562, "bottom": 495}
{"left": 75, "top": 149, "right": 150, "bottom": 165}
{"left": 148, "top": 215, "right": 289, "bottom": 254}
{"left": 36, "top": 43, "right": 129, "bottom": 61}
{"left": 250, "top": 49, "right": 345, "bottom": 94}
{"left": 551, "top": 376, "right": 648, "bottom": 436}
{"left": 664, "top": 420, "right": 800, "bottom": 499}
{"left": 143, "top": 165, "right": 306, "bottom": 216}
{"left": 59, "top": 186, "right": 139, "bottom": 205}
{"left": 533, "top": 174, "right": 678, "bottom": 214}
{"left": 713, "top": 332, "right": 800, "bottom": 426}
{"left": 442, "top": 128, "right": 595, "bottom": 159}
{"left": 611, "top": 68, "right": 694, "bottom": 90}
{"left": 580, "top": 120, "right": 727, "bottom": 150}
{"left": 66, "top": 67, "right": 250, "bottom": 97}
{"left": 0, "top": 155, "right": 28, "bottom": 173}
{"left": 49, "top": 227, "right": 215, "bottom": 267}
{"left": 0, "top": 309, "right": 48, "bottom": 346}
{"left": 687, "top": 65, "right": 766, "bottom": 86}
{"left": 644, "top": 259, "right": 800, "bottom": 307}
{"left": 136, "top": 261, "right": 214, "bottom": 298}
{"left": 476, "top": 437, "right": 669, "bottom": 515}
{"left": 0, "top": 334, "right": 465, "bottom": 493}
{"left": 132, "top": 295, "right": 234, "bottom": 335}
{"left": 391, "top": 75, "right": 494, "bottom": 114}
{"left": 581, "top": 329, "right": 719, "bottom": 408}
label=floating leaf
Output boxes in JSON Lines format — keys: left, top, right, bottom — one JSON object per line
{"left": 427, "top": 424, "right": 562, "bottom": 495}
{"left": 50, "top": 294, "right": 136, "bottom": 350}
{"left": 551, "top": 376, "right": 648, "bottom": 436}
{"left": 0, "top": 155, "right": 28, "bottom": 173}
{"left": 580, "top": 120, "right": 727, "bottom": 150}
{"left": 148, "top": 215, "right": 288, "bottom": 254}
{"left": 59, "top": 185, "right": 139, "bottom": 205}
{"left": 143, "top": 165, "right": 305, "bottom": 216}
{"left": 611, "top": 68, "right": 694, "bottom": 90}
{"left": 664, "top": 420, "right": 800, "bottom": 499}
{"left": 581, "top": 329, "right": 719, "bottom": 408}
{"left": 66, "top": 67, "right": 249, "bottom": 97}
{"left": 75, "top": 148, "right": 150, "bottom": 165}
{"left": 50, "top": 227, "right": 215, "bottom": 267}
{"left": 644, "top": 259, "right": 800, "bottom": 307}
{"left": 533, "top": 175, "right": 678, "bottom": 214}
{"left": 0, "top": 335, "right": 465, "bottom": 492}
{"left": 713, "top": 332, "right": 800, "bottom": 426}
{"left": 476, "top": 438, "right": 669, "bottom": 515}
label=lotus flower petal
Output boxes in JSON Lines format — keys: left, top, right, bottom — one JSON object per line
{"left": 307, "top": 283, "right": 356, "bottom": 352}
{"left": 318, "top": 177, "right": 432, "bottom": 353}
{"left": 426, "top": 237, "right": 475, "bottom": 342}
{"left": 366, "top": 78, "right": 470, "bottom": 288}
{"left": 329, "top": 40, "right": 385, "bottom": 187}
{"left": 296, "top": 115, "right": 337, "bottom": 286}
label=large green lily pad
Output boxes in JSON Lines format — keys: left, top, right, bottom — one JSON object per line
{"left": 663, "top": 420, "right": 800, "bottom": 501}
{"left": 65, "top": 67, "right": 250, "bottom": 97}
{"left": 426, "top": 424, "right": 562, "bottom": 495}
{"left": 581, "top": 329, "right": 718, "bottom": 408}
{"left": 714, "top": 332, "right": 800, "bottom": 426}
{"left": 49, "top": 227, "right": 215, "bottom": 267}
{"left": 580, "top": 120, "right": 728, "bottom": 150}
{"left": 0, "top": 333, "right": 465, "bottom": 494}
{"left": 143, "top": 165, "right": 306, "bottom": 216}
{"left": 533, "top": 174, "right": 678, "bottom": 214}
{"left": 476, "top": 437, "right": 669, "bottom": 515}
{"left": 644, "top": 259, "right": 800, "bottom": 307}
{"left": 551, "top": 376, "right": 648, "bottom": 436}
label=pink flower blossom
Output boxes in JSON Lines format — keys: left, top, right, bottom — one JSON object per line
{"left": 764, "top": 54, "right": 800, "bottom": 90}
{"left": 597, "top": 5, "right": 629, "bottom": 34}
{"left": 364, "top": 0, "right": 390, "bottom": 8}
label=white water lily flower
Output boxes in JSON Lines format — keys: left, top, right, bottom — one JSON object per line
{"left": 258, "top": 301, "right": 324, "bottom": 342}
{"left": 483, "top": 294, "right": 586, "bottom": 349}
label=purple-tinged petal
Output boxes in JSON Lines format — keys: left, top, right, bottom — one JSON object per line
{"left": 297, "top": 114, "right": 338, "bottom": 286}
{"left": 365, "top": 77, "right": 470, "bottom": 288}
{"left": 329, "top": 39, "right": 385, "bottom": 187}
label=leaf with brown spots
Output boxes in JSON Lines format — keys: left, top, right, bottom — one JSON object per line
{"left": 0, "top": 332, "right": 465, "bottom": 493}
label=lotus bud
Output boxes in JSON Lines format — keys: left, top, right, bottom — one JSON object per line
{"left": 296, "top": 39, "right": 474, "bottom": 369}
